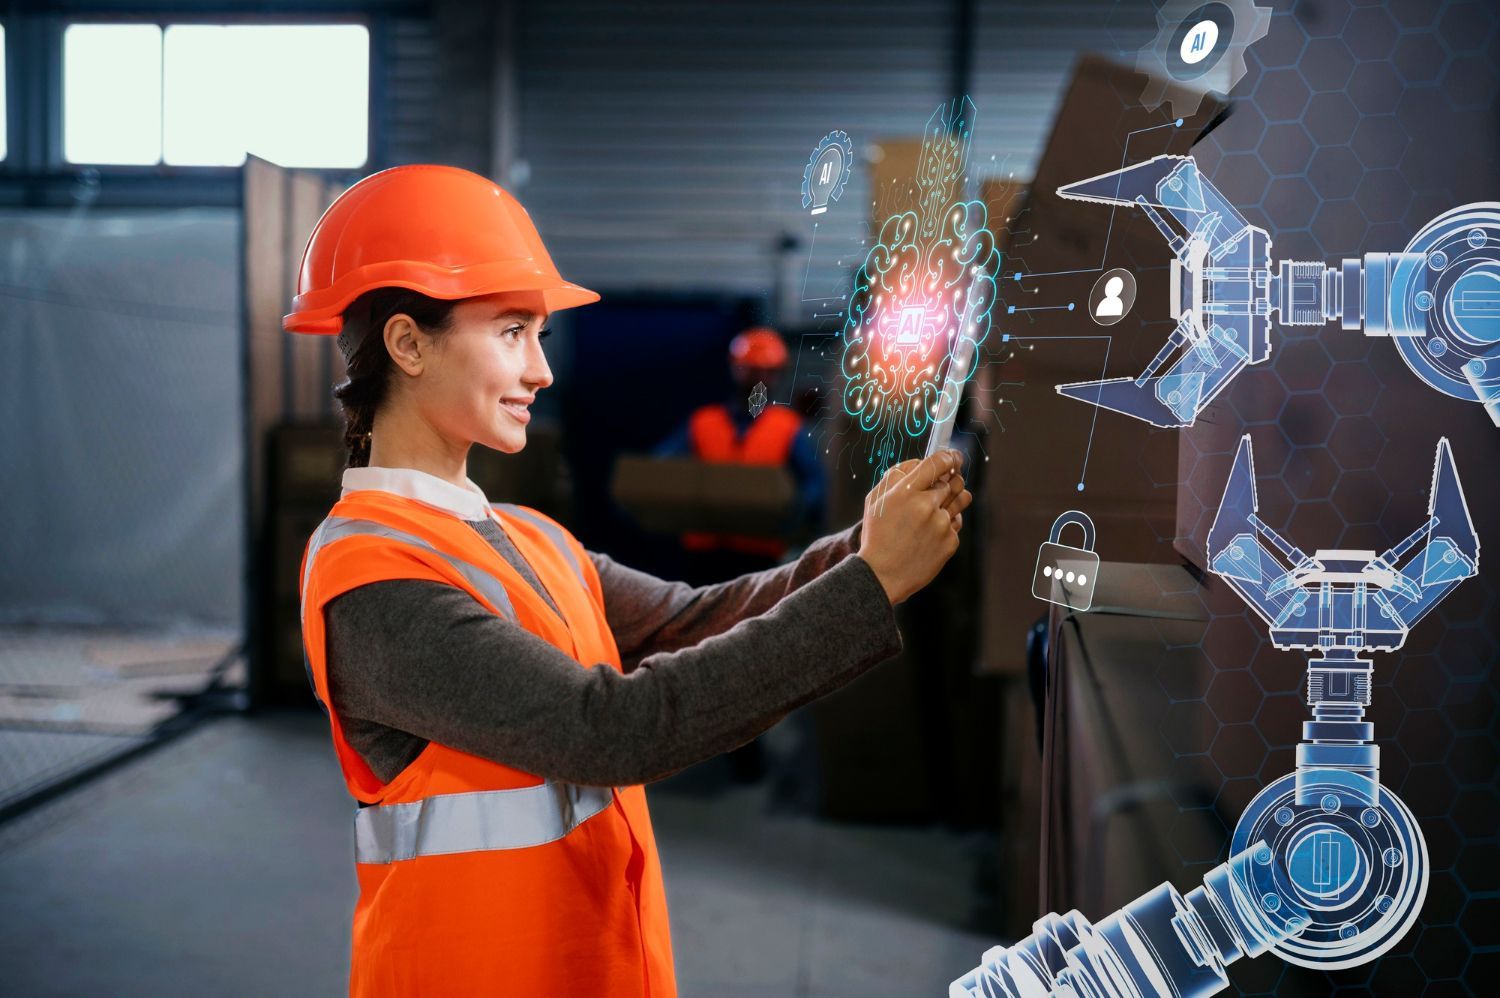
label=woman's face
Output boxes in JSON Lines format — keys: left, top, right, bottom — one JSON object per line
{"left": 405, "top": 290, "right": 554, "bottom": 454}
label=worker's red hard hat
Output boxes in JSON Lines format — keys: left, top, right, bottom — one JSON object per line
{"left": 283, "top": 164, "right": 598, "bottom": 334}
{"left": 729, "top": 327, "right": 789, "bottom": 369}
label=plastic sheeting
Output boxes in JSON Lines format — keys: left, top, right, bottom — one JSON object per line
{"left": 0, "top": 208, "right": 243, "bottom": 627}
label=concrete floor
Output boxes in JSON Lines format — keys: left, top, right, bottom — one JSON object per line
{"left": 0, "top": 711, "right": 996, "bottom": 997}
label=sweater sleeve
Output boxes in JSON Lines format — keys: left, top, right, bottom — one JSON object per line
{"left": 591, "top": 521, "right": 862, "bottom": 671}
{"left": 323, "top": 548, "right": 900, "bottom": 788}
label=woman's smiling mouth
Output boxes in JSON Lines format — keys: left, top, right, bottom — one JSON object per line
{"left": 499, "top": 397, "right": 533, "bottom": 424}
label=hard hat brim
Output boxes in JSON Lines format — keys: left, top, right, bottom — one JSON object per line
{"left": 282, "top": 258, "right": 599, "bottom": 334}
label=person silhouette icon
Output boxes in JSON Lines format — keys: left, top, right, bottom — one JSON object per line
{"left": 1088, "top": 268, "right": 1135, "bottom": 326}
{"left": 1095, "top": 276, "right": 1125, "bottom": 317}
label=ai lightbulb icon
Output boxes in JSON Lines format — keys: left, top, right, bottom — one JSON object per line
{"left": 802, "top": 130, "right": 853, "bottom": 215}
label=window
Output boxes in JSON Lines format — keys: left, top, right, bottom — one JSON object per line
{"left": 64, "top": 24, "right": 163, "bottom": 165}
{"left": 64, "top": 23, "right": 369, "bottom": 168}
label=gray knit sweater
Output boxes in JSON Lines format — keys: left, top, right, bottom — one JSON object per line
{"left": 323, "top": 519, "right": 903, "bottom": 788}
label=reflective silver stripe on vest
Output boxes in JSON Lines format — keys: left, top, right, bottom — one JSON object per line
{"left": 354, "top": 782, "right": 614, "bottom": 864}
{"left": 495, "top": 503, "right": 588, "bottom": 589}
{"left": 301, "top": 516, "right": 517, "bottom": 623}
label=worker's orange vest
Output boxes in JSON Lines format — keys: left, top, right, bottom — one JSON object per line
{"left": 299, "top": 489, "right": 676, "bottom": 997}
{"left": 683, "top": 403, "right": 804, "bottom": 558}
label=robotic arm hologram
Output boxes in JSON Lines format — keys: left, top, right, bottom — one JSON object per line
{"left": 1051, "top": 154, "right": 1500, "bottom": 428}
{"left": 1208, "top": 435, "right": 1479, "bottom": 657}
{"left": 950, "top": 438, "right": 1478, "bottom": 996}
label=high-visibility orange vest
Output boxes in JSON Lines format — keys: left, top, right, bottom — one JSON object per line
{"left": 299, "top": 489, "right": 676, "bottom": 997}
{"left": 683, "top": 403, "right": 804, "bottom": 558}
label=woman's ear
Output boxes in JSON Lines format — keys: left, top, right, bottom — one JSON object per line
{"left": 384, "top": 313, "right": 426, "bottom": 376}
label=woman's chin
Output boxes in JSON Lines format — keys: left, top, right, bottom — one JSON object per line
{"left": 489, "top": 428, "right": 527, "bottom": 454}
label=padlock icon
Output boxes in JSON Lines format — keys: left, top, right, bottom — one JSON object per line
{"left": 1032, "top": 510, "right": 1100, "bottom": 611}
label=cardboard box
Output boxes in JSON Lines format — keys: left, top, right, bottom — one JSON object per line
{"left": 865, "top": 137, "right": 925, "bottom": 234}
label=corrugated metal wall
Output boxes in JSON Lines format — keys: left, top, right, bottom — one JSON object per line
{"left": 511, "top": 0, "right": 1137, "bottom": 300}
{"left": 969, "top": 2, "right": 1155, "bottom": 179}
{"left": 383, "top": 10, "right": 496, "bottom": 175}
{"left": 514, "top": 0, "right": 952, "bottom": 302}
{"left": 383, "top": 17, "right": 447, "bottom": 167}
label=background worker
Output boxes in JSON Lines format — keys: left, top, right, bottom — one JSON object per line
{"left": 654, "top": 326, "right": 828, "bottom": 781}
{"left": 656, "top": 326, "right": 827, "bottom": 580}
{"left": 288, "top": 165, "right": 971, "bottom": 997}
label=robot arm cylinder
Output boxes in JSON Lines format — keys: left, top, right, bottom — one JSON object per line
{"left": 949, "top": 843, "right": 1309, "bottom": 998}
{"left": 951, "top": 767, "right": 1428, "bottom": 997}
{"left": 1244, "top": 205, "right": 1500, "bottom": 425}
{"left": 1272, "top": 253, "right": 1431, "bottom": 337}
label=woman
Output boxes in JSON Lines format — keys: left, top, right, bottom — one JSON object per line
{"left": 286, "top": 164, "right": 970, "bottom": 997}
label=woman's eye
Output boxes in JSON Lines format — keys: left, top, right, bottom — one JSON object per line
{"left": 501, "top": 325, "right": 524, "bottom": 340}
{"left": 538, "top": 327, "right": 553, "bottom": 341}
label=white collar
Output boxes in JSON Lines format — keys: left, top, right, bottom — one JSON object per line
{"left": 341, "top": 466, "right": 494, "bottom": 521}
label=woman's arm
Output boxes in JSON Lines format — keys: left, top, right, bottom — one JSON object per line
{"left": 324, "top": 548, "right": 898, "bottom": 789}
{"left": 593, "top": 521, "right": 861, "bottom": 670}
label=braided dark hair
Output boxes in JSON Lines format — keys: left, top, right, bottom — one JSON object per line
{"left": 332, "top": 287, "right": 460, "bottom": 468}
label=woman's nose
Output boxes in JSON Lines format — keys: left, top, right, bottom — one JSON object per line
{"left": 526, "top": 337, "right": 554, "bottom": 389}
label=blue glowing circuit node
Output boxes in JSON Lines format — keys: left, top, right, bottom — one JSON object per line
{"left": 801, "top": 130, "right": 853, "bottom": 215}
{"left": 1053, "top": 155, "right": 1500, "bottom": 428}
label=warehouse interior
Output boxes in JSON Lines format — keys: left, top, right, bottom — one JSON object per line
{"left": 2, "top": 1, "right": 1498, "bottom": 995}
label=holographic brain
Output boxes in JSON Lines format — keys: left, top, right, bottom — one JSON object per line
{"left": 841, "top": 98, "right": 1000, "bottom": 475}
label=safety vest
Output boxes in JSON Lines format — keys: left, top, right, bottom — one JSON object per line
{"left": 683, "top": 403, "right": 804, "bottom": 558}
{"left": 299, "top": 489, "right": 676, "bottom": 997}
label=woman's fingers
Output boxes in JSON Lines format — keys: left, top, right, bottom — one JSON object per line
{"left": 944, "top": 490, "right": 972, "bottom": 533}
{"left": 857, "top": 452, "right": 970, "bottom": 606}
{"left": 901, "top": 449, "right": 961, "bottom": 492}
{"left": 938, "top": 473, "right": 967, "bottom": 510}
{"left": 878, "top": 458, "right": 921, "bottom": 490}
{"left": 887, "top": 458, "right": 921, "bottom": 478}
{"left": 868, "top": 454, "right": 960, "bottom": 512}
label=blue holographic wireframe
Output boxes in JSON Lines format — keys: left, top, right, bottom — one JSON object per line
{"left": 747, "top": 380, "right": 768, "bottom": 418}
{"left": 950, "top": 436, "right": 1479, "bottom": 995}
{"left": 1052, "top": 154, "right": 1500, "bottom": 428}
{"left": 840, "top": 98, "right": 999, "bottom": 477}
{"left": 1208, "top": 435, "right": 1479, "bottom": 658}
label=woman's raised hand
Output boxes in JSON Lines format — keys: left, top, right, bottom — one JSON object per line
{"left": 857, "top": 449, "right": 972, "bottom": 605}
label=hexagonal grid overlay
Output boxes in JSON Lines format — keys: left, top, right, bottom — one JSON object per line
{"left": 1169, "top": 1, "right": 1500, "bottom": 993}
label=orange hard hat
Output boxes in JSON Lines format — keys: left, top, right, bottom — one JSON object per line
{"left": 729, "top": 327, "right": 789, "bottom": 370}
{"left": 283, "top": 164, "right": 598, "bottom": 334}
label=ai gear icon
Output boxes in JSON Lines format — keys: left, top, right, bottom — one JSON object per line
{"left": 801, "top": 130, "right": 853, "bottom": 215}
{"left": 1136, "top": 0, "right": 1272, "bottom": 118}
